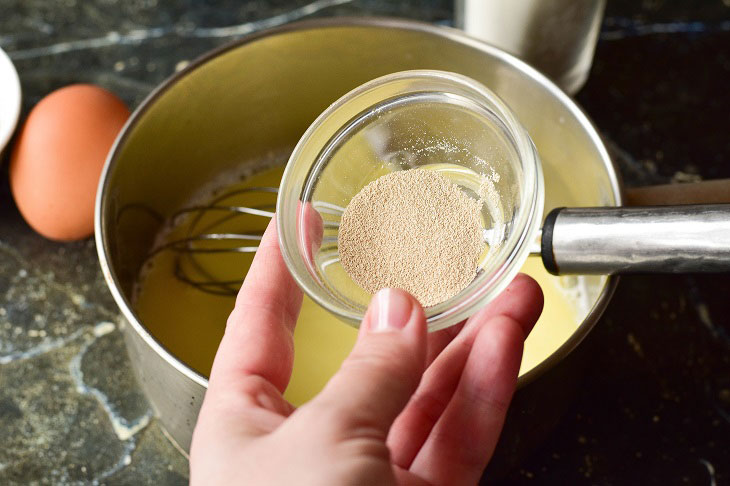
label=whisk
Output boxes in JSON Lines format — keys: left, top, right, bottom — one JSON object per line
{"left": 142, "top": 183, "right": 511, "bottom": 296}
{"left": 142, "top": 186, "right": 343, "bottom": 296}
{"left": 141, "top": 179, "right": 730, "bottom": 298}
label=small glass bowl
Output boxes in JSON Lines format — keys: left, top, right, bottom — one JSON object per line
{"left": 277, "top": 70, "right": 543, "bottom": 331}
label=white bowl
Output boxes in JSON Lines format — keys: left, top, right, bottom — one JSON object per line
{"left": 0, "top": 46, "right": 21, "bottom": 157}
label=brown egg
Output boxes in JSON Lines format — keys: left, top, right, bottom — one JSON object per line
{"left": 10, "top": 84, "right": 130, "bottom": 241}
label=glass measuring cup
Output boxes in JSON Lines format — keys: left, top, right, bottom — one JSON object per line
{"left": 277, "top": 70, "right": 544, "bottom": 331}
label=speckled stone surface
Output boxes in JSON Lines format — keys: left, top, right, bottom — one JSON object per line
{"left": 1, "top": 0, "right": 728, "bottom": 484}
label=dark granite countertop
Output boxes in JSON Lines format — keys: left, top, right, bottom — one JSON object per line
{"left": 1, "top": 1, "right": 728, "bottom": 484}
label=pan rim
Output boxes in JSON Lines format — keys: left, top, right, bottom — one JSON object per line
{"left": 95, "top": 16, "right": 623, "bottom": 391}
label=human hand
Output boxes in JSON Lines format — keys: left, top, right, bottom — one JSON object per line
{"left": 190, "top": 218, "right": 543, "bottom": 485}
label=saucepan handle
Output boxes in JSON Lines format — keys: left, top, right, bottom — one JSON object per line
{"left": 541, "top": 204, "right": 730, "bottom": 275}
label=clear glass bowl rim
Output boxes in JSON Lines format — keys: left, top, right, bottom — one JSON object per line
{"left": 277, "top": 69, "right": 544, "bottom": 331}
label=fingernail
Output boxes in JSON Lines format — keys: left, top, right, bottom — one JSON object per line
{"left": 370, "top": 288, "right": 414, "bottom": 332}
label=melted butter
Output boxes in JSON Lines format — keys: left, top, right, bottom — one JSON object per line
{"left": 135, "top": 165, "right": 585, "bottom": 406}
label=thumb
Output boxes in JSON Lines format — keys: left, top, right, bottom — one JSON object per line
{"left": 307, "top": 288, "right": 427, "bottom": 437}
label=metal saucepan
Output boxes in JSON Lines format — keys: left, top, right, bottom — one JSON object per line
{"left": 95, "top": 18, "right": 729, "bottom": 475}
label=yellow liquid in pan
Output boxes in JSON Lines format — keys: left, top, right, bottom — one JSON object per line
{"left": 135, "top": 166, "right": 585, "bottom": 406}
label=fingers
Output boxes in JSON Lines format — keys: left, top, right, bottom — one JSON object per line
{"left": 300, "top": 201, "right": 324, "bottom": 260}
{"left": 193, "top": 217, "right": 303, "bottom": 458}
{"left": 425, "top": 321, "right": 465, "bottom": 365}
{"left": 301, "top": 288, "right": 427, "bottom": 441}
{"left": 410, "top": 315, "right": 527, "bottom": 485}
{"left": 463, "top": 273, "right": 545, "bottom": 338}
{"left": 388, "top": 274, "right": 543, "bottom": 468}
{"left": 207, "top": 216, "right": 303, "bottom": 399}
{"left": 192, "top": 374, "right": 293, "bottom": 454}
{"left": 423, "top": 272, "right": 542, "bottom": 368}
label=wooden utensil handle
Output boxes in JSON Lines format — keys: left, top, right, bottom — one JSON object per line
{"left": 625, "top": 179, "right": 730, "bottom": 206}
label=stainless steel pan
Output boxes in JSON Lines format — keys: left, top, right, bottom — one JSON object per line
{"left": 95, "top": 17, "right": 726, "bottom": 474}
